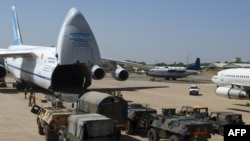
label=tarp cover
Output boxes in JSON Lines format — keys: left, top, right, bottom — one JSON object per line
{"left": 79, "top": 91, "right": 112, "bottom": 113}
{"left": 67, "top": 113, "right": 114, "bottom": 139}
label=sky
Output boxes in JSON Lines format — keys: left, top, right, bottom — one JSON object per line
{"left": 0, "top": 0, "right": 250, "bottom": 64}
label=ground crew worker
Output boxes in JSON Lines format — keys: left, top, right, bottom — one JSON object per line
{"left": 28, "top": 93, "right": 32, "bottom": 106}
{"left": 28, "top": 87, "right": 34, "bottom": 106}
{"left": 24, "top": 88, "right": 28, "bottom": 99}
{"left": 32, "top": 93, "right": 36, "bottom": 105}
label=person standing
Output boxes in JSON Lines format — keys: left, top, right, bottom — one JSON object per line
{"left": 32, "top": 93, "right": 36, "bottom": 105}
{"left": 28, "top": 93, "right": 32, "bottom": 106}
{"left": 24, "top": 88, "right": 28, "bottom": 99}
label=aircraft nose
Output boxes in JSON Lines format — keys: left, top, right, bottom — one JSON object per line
{"left": 211, "top": 75, "right": 218, "bottom": 83}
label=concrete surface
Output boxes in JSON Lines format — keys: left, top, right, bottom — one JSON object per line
{"left": 0, "top": 73, "right": 249, "bottom": 141}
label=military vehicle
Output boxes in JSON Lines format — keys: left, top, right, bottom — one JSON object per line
{"left": 31, "top": 103, "right": 77, "bottom": 141}
{"left": 147, "top": 108, "right": 214, "bottom": 141}
{"left": 126, "top": 102, "right": 157, "bottom": 134}
{"left": 58, "top": 113, "right": 119, "bottom": 141}
{"left": 79, "top": 91, "right": 128, "bottom": 130}
{"left": 207, "top": 111, "right": 245, "bottom": 135}
{"left": 178, "top": 105, "right": 209, "bottom": 119}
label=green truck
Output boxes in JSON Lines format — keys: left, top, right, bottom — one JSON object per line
{"left": 126, "top": 102, "right": 157, "bottom": 134}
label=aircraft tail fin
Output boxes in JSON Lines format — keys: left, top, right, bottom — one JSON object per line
{"left": 187, "top": 58, "right": 201, "bottom": 71}
{"left": 11, "top": 6, "right": 23, "bottom": 45}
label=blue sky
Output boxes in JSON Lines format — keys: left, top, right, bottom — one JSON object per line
{"left": 1, "top": 0, "right": 250, "bottom": 64}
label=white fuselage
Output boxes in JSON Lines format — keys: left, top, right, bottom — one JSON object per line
{"left": 5, "top": 45, "right": 57, "bottom": 89}
{"left": 211, "top": 68, "right": 250, "bottom": 86}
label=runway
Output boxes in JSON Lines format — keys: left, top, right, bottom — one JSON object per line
{"left": 1, "top": 74, "right": 249, "bottom": 141}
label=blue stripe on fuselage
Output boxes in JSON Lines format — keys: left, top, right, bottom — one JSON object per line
{"left": 6, "top": 63, "right": 51, "bottom": 81}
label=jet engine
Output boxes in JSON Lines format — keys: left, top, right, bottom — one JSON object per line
{"left": 215, "top": 87, "right": 250, "bottom": 99}
{"left": 0, "top": 64, "right": 7, "bottom": 79}
{"left": 111, "top": 65, "right": 129, "bottom": 81}
{"left": 91, "top": 65, "right": 105, "bottom": 80}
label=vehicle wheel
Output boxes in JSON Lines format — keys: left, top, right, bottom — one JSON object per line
{"left": 125, "top": 120, "right": 134, "bottom": 134}
{"left": 147, "top": 128, "right": 159, "bottom": 141}
{"left": 38, "top": 122, "right": 44, "bottom": 135}
{"left": 44, "top": 125, "right": 53, "bottom": 141}
{"left": 115, "top": 128, "right": 121, "bottom": 140}
{"left": 218, "top": 126, "right": 224, "bottom": 136}
{"left": 169, "top": 135, "right": 181, "bottom": 141}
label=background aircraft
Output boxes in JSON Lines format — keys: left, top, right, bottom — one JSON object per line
{"left": 145, "top": 58, "right": 201, "bottom": 80}
{"left": 0, "top": 6, "right": 147, "bottom": 94}
{"left": 211, "top": 68, "right": 250, "bottom": 100}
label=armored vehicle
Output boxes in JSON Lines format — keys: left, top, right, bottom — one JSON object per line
{"left": 207, "top": 112, "right": 245, "bottom": 135}
{"left": 178, "top": 105, "right": 209, "bottom": 119}
{"left": 31, "top": 104, "right": 76, "bottom": 141}
{"left": 58, "top": 113, "right": 119, "bottom": 141}
{"left": 147, "top": 108, "right": 213, "bottom": 141}
{"left": 126, "top": 102, "right": 157, "bottom": 134}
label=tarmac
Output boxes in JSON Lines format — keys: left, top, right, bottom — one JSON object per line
{"left": 0, "top": 73, "right": 249, "bottom": 141}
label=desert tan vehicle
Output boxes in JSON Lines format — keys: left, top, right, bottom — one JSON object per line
{"left": 31, "top": 104, "right": 76, "bottom": 141}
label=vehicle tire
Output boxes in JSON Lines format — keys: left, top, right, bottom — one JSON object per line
{"left": 125, "top": 120, "right": 134, "bottom": 134}
{"left": 38, "top": 122, "right": 44, "bottom": 135}
{"left": 44, "top": 125, "right": 53, "bottom": 141}
{"left": 115, "top": 128, "right": 121, "bottom": 140}
{"left": 218, "top": 126, "right": 224, "bottom": 136}
{"left": 169, "top": 135, "right": 181, "bottom": 141}
{"left": 147, "top": 128, "right": 159, "bottom": 141}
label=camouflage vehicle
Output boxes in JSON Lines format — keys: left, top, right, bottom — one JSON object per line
{"left": 126, "top": 102, "right": 157, "bottom": 134}
{"left": 178, "top": 105, "right": 209, "bottom": 119}
{"left": 31, "top": 103, "right": 77, "bottom": 141}
{"left": 207, "top": 112, "right": 245, "bottom": 135}
{"left": 58, "top": 113, "right": 119, "bottom": 141}
{"left": 147, "top": 108, "right": 214, "bottom": 141}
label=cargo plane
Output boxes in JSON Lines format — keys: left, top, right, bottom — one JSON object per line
{"left": 145, "top": 58, "right": 202, "bottom": 80}
{"left": 0, "top": 6, "right": 147, "bottom": 94}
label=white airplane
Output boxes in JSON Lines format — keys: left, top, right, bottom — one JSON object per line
{"left": 211, "top": 68, "right": 250, "bottom": 100}
{"left": 0, "top": 6, "right": 147, "bottom": 94}
{"left": 145, "top": 58, "right": 201, "bottom": 80}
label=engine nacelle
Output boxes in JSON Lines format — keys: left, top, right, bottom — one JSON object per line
{"left": 111, "top": 67, "right": 129, "bottom": 81}
{"left": 0, "top": 64, "right": 7, "bottom": 79}
{"left": 91, "top": 65, "right": 105, "bottom": 80}
{"left": 215, "top": 87, "right": 250, "bottom": 99}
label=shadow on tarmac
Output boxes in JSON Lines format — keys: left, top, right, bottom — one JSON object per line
{"left": 226, "top": 108, "right": 250, "bottom": 113}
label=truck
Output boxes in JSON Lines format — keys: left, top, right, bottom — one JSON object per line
{"left": 78, "top": 91, "right": 128, "bottom": 131}
{"left": 58, "top": 113, "right": 119, "bottom": 141}
{"left": 207, "top": 111, "right": 245, "bottom": 135}
{"left": 31, "top": 103, "right": 77, "bottom": 141}
{"left": 177, "top": 105, "right": 209, "bottom": 119}
{"left": 126, "top": 102, "right": 157, "bottom": 134}
{"left": 147, "top": 108, "right": 214, "bottom": 141}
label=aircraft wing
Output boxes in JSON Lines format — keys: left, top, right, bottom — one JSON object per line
{"left": 101, "top": 56, "right": 152, "bottom": 70}
{"left": 0, "top": 49, "right": 35, "bottom": 58}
